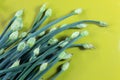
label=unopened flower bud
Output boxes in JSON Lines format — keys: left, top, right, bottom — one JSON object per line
{"left": 27, "top": 37, "right": 36, "bottom": 47}
{"left": 61, "top": 62, "right": 70, "bottom": 71}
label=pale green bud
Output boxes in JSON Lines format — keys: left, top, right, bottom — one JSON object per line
{"left": 80, "top": 31, "right": 89, "bottom": 37}
{"left": 15, "top": 10, "right": 24, "bottom": 17}
{"left": 59, "top": 52, "right": 72, "bottom": 60}
{"left": 39, "top": 62, "right": 48, "bottom": 72}
{"left": 33, "top": 47, "right": 40, "bottom": 56}
{"left": 27, "top": 37, "right": 36, "bottom": 47}
{"left": 62, "top": 54, "right": 72, "bottom": 60}
{"left": 70, "top": 31, "right": 80, "bottom": 39}
{"left": 61, "top": 62, "right": 70, "bottom": 71}
{"left": 40, "top": 4, "right": 46, "bottom": 12}
{"left": 59, "top": 41, "right": 69, "bottom": 47}
{"left": 45, "top": 8, "right": 52, "bottom": 17}
{"left": 58, "top": 51, "right": 66, "bottom": 59}
{"left": 9, "top": 31, "right": 19, "bottom": 41}
{"left": 10, "top": 60, "right": 20, "bottom": 68}
{"left": 19, "top": 32, "right": 27, "bottom": 38}
{"left": 83, "top": 44, "right": 94, "bottom": 49}
{"left": 29, "top": 55, "right": 36, "bottom": 61}
{"left": 10, "top": 17, "right": 23, "bottom": 31}
{"left": 38, "top": 31, "right": 45, "bottom": 37}
{"left": 73, "top": 8, "right": 82, "bottom": 14}
{"left": 99, "top": 21, "right": 108, "bottom": 27}
{"left": 48, "top": 38, "right": 58, "bottom": 45}
{"left": 60, "top": 24, "right": 67, "bottom": 28}
{"left": 17, "top": 41, "right": 26, "bottom": 51}
{"left": 49, "top": 27, "right": 57, "bottom": 32}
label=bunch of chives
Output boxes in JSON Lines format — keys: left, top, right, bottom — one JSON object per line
{"left": 0, "top": 4, "right": 108, "bottom": 80}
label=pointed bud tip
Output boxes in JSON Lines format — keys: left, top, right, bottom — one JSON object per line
{"left": 15, "top": 9, "right": 24, "bottom": 17}
{"left": 70, "top": 31, "right": 80, "bottom": 39}
{"left": 9, "top": 31, "right": 19, "bottom": 40}
{"left": 61, "top": 62, "right": 70, "bottom": 71}
{"left": 40, "top": 62, "right": 48, "bottom": 72}
{"left": 34, "top": 47, "right": 40, "bottom": 56}
{"left": 40, "top": 3, "right": 47, "bottom": 12}
{"left": 17, "top": 41, "right": 26, "bottom": 51}
{"left": 27, "top": 37, "right": 36, "bottom": 47}
{"left": 45, "top": 8, "right": 52, "bottom": 17}
{"left": 80, "top": 31, "right": 89, "bottom": 37}
{"left": 83, "top": 44, "right": 94, "bottom": 49}
{"left": 99, "top": 21, "right": 108, "bottom": 27}
{"left": 74, "top": 8, "right": 83, "bottom": 14}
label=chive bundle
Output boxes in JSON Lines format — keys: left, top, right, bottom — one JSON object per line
{"left": 0, "top": 4, "right": 107, "bottom": 80}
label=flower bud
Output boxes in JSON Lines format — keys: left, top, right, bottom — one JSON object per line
{"left": 45, "top": 8, "right": 52, "bottom": 17}
{"left": 10, "top": 60, "right": 20, "bottom": 68}
{"left": 38, "top": 31, "right": 45, "bottom": 37}
{"left": 33, "top": 47, "right": 40, "bottom": 56}
{"left": 61, "top": 62, "right": 70, "bottom": 71}
{"left": 59, "top": 41, "right": 69, "bottom": 48}
{"left": 27, "top": 37, "right": 36, "bottom": 47}
{"left": 73, "top": 8, "right": 83, "bottom": 14}
{"left": 17, "top": 41, "right": 26, "bottom": 51}
{"left": 15, "top": 10, "right": 24, "bottom": 17}
{"left": 19, "top": 32, "right": 27, "bottom": 38}
{"left": 83, "top": 44, "right": 94, "bottom": 49}
{"left": 40, "top": 4, "right": 46, "bottom": 12}
{"left": 49, "top": 27, "right": 57, "bottom": 32}
{"left": 70, "top": 31, "right": 80, "bottom": 39}
{"left": 99, "top": 21, "right": 108, "bottom": 27}
{"left": 9, "top": 31, "right": 19, "bottom": 41}
{"left": 48, "top": 38, "right": 58, "bottom": 45}
{"left": 10, "top": 17, "right": 23, "bottom": 31}
{"left": 80, "top": 31, "right": 89, "bottom": 37}
{"left": 39, "top": 62, "right": 48, "bottom": 72}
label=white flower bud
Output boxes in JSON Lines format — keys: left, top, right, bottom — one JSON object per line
{"left": 19, "top": 32, "right": 27, "bottom": 38}
{"left": 38, "top": 31, "right": 45, "bottom": 37}
{"left": 62, "top": 54, "right": 72, "bottom": 60}
{"left": 76, "top": 23, "right": 87, "bottom": 28}
{"left": 58, "top": 51, "right": 66, "bottom": 59}
{"left": 70, "top": 31, "right": 80, "bottom": 39}
{"left": 48, "top": 38, "right": 58, "bottom": 45}
{"left": 59, "top": 41, "right": 69, "bottom": 48}
{"left": 83, "top": 44, "right": 94, "bottom": 49}
{"left": 40, "top": 4, "right": 46, "bottom": 12}
{"left": 60, "top": 24, "right": 67, "bottom": 28}
{"left": 17, "top": 41, "right": 26, "bottom": 51}
{"left": 10, "top": 17, "right": 23, "bottom": 31}
{"left": 61, "top": 62, "right": 70, "bottom": 71}
{"left": 15, "top": 10, "right": 24, "bottom": 17}
{"left": 27, "top": 37, "right": 36, "bottom": 47}
{"left": 74, "top": 8, "right": 82, "bottom": 14}
{"left": 39, "top": 62, "right": 48, "bottom": 72}
{"left": 29, "top": 55, "right": 36, "bottom": 61}
{"left": 0, "top": 48, "right": 4, "bottom": 55}
{"left": 10, "top": 60, "right": 20, "bottom": 68}
{"left": 9, "top": 31, "right": 19, "bottom": 41}
{"left": 49, "top": 27, "right": 57, "bottom": 32}
{"left": 59, "top": 52, "right": 72, "bottom": 60}
{"left": 33, "top": 47, "right": 40, "bottom": 56}
{"left": 99, "top": 21, "right": 108, "bottom": 27}
{"left": 45, "top": 8, "right": 52, "bottom": 17}
{"left": 80, "top": 31, "right": 89, "bottom": 37}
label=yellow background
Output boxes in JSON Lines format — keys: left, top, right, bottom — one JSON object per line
{"left": 0, "top": 0, "right": 120, "bottom": 80}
